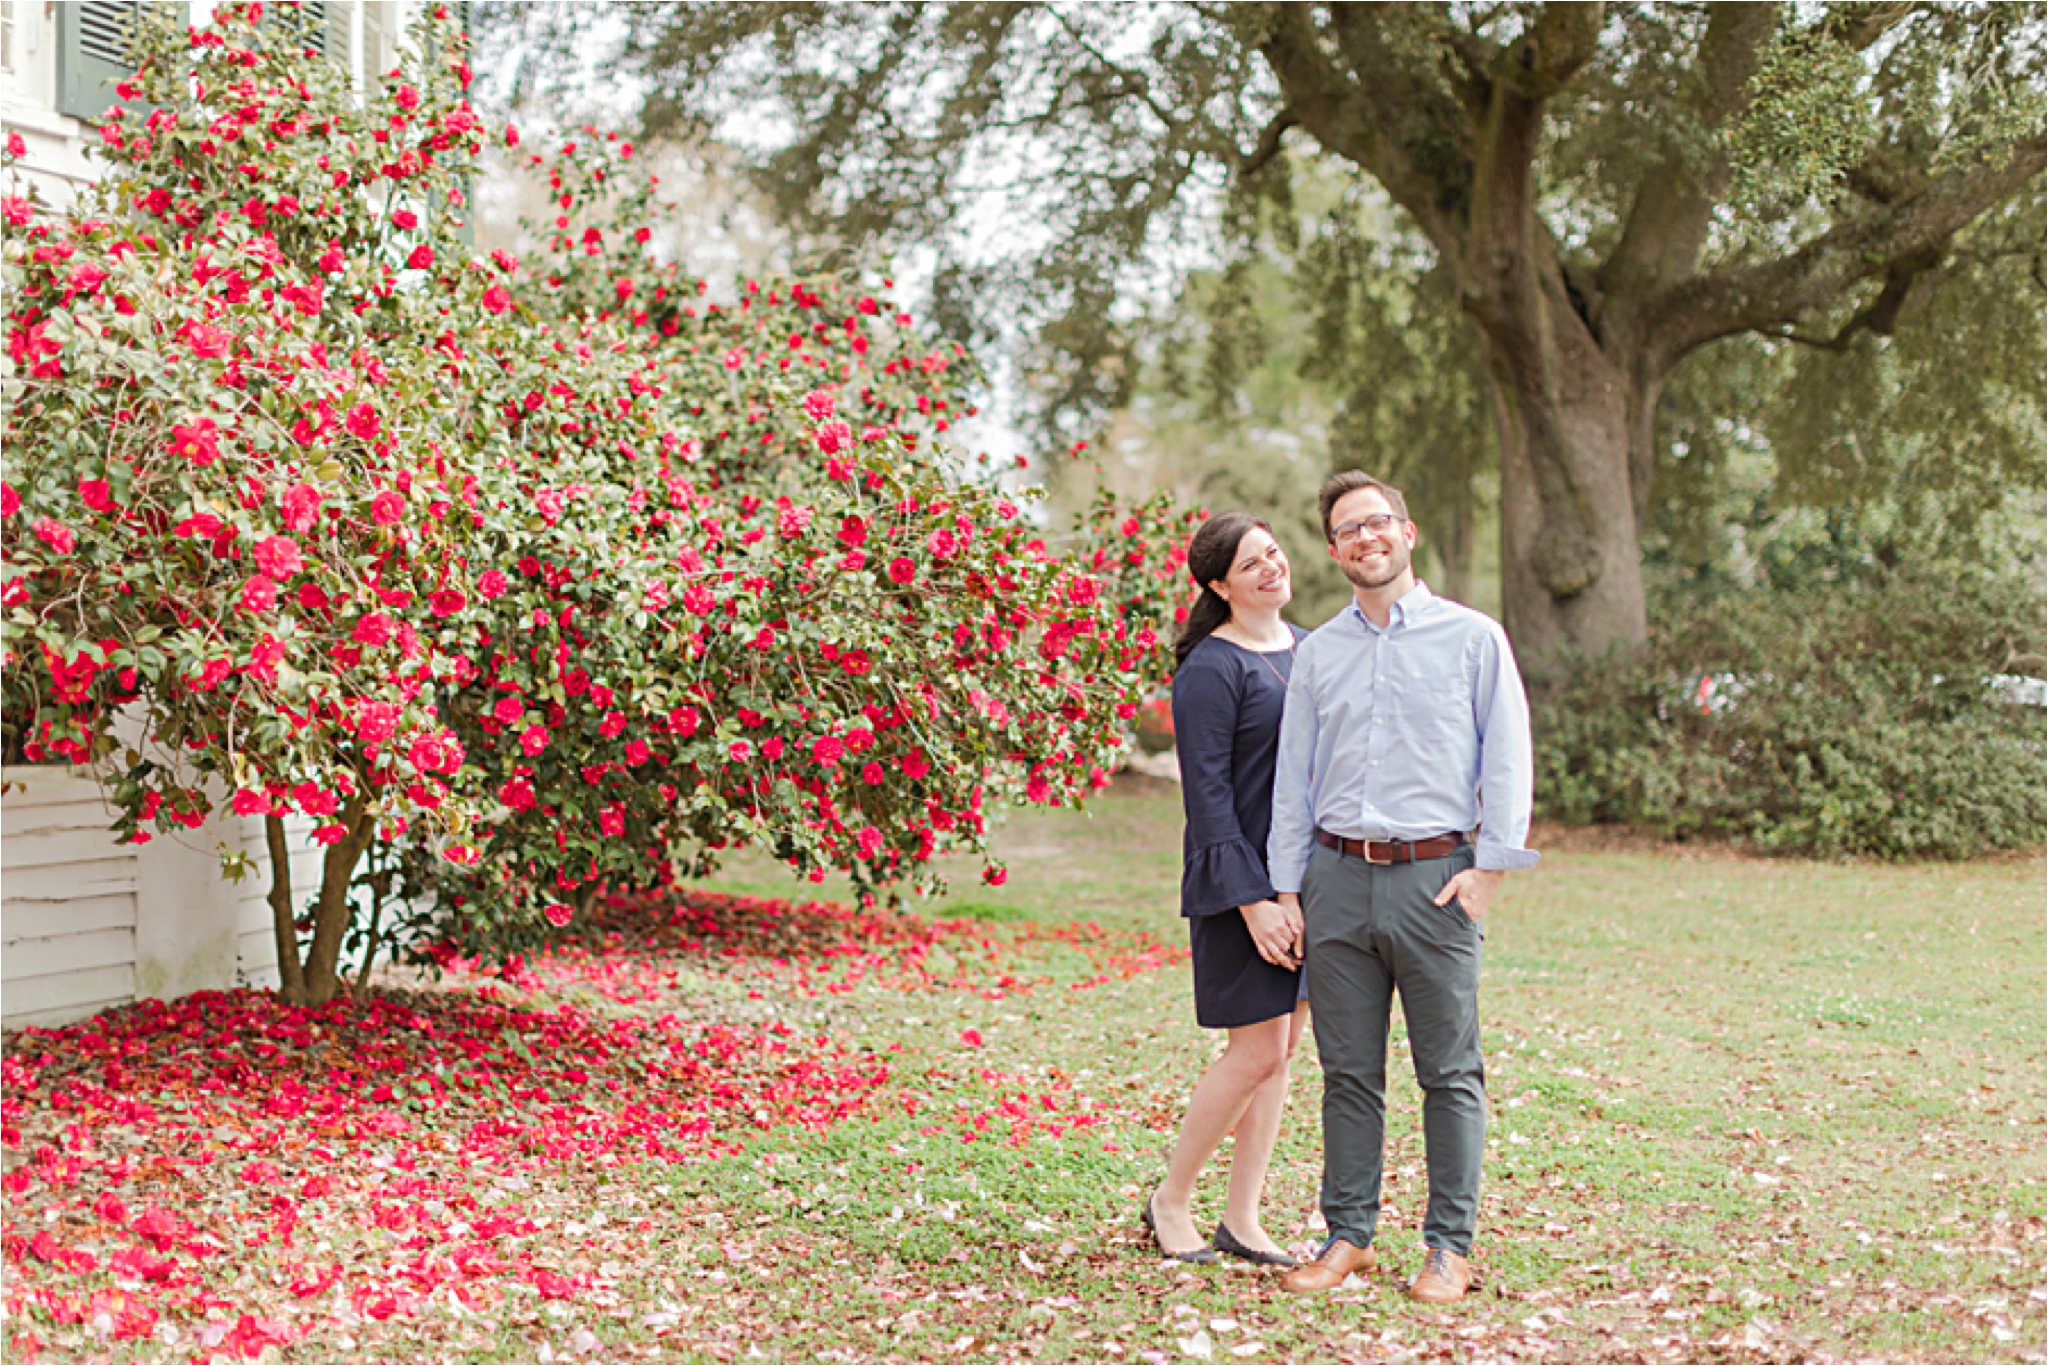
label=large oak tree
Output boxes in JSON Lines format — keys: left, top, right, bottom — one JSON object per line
{"left": 544, "top": 2, "right": 2045, "bottom": 668}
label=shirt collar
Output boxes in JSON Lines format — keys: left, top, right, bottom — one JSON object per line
{"left": 1348, "top": 581, "right": 1435, "bottom": 634}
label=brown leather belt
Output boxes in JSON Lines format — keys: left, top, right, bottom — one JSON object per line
{"left": 1315, "top": 828, "right": 1468, "bottom": 865}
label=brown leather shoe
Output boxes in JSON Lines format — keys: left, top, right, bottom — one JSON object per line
{"left": 1407, "top": 1246, "right": 1473, "bottom": 1304}
{"left": 1279, "top": 1238, "right": 1376, "bottom": 1292}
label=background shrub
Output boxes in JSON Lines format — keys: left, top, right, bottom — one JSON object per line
{"left": 1534, "top": 569, "right": 2045, "bottom": 859}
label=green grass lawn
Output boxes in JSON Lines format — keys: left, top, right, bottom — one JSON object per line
{"left": 4, "top": 779, "right": 2041, "bottom": 1363}
{"left": 657, "top": 780, "right": 2046, "bottom": 1365}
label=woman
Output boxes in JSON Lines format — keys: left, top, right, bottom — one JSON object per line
{"left": 1142, "top": 511, "right": 1309, "bottom": 1268}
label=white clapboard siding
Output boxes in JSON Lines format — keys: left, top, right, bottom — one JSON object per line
{"left": 3, "top": 769, "right": 142, "bottom": 1029}
{"left": 229, "top": 814, "right": 325, "bottom": 992}
{"left": 5, "top": 766, "right": 427, "bottom": 1025}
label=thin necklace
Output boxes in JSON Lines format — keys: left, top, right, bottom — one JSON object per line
{"left": 1245, "top": 631, "right": 1294, "bottom": 688}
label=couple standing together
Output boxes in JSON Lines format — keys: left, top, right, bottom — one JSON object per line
{"left": 1143, "top": 470, "right": 1538, "bottom": 1305}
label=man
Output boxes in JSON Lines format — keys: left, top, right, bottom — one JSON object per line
{"left": 1268, "top": 470, "right": 1538, "bottom": 1305}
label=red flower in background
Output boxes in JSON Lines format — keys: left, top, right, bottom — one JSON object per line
{"left": 253, "top": 535, "right": 303, "bottom": 579}
{"left": 281, "top": 483, "right": 322, "bottom": 532}
{"left": 170, "top": 419, "right": 221, "bottom": 465}
{"left": 32, "top": 518, "right": 74, "bottom": 555}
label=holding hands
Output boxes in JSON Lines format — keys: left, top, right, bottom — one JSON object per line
{"left": 1241, "top": 897, "right": 1304, "bottom": 970}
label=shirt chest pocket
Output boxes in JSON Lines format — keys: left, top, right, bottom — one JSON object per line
{"left": 1397, "top": 670, "right": 1471, "bottom": 732}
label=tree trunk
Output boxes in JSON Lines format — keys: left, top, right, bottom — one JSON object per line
{"left": 1433, "top": 487, "right": 1475, "bottom": 607}
{"left": 1477, "top": 291, "right": 1650, "bottom": 681}
{"left": 299, "top": 797, "right": 375, "bottom": 1006}
{"left": 264, "top": 815, "right": 308, "bottom": 1004}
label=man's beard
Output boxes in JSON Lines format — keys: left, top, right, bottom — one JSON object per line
{"left": 1340, "top": 541, "right": 1410, "bottom": 590}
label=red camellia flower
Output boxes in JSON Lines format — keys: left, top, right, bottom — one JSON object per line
{"left": 815, "top": 420, "right": 853, "bottom": 454}
{"left": 253, "top": 535, "right": 303, "bottom": 579}
{"left": 354, "top": 701, "right": 401, "bottom": 744}
{"left": 185, "top": 657, "right": 232, "bottom": 691}
{"left": 281, "top": 483, "right": 322, "bottom": 532}
{"left": 393, "top": 85, "right": 421, "bottom": 111}
{"left": 482, "top": 285, "right": 512, "bottom": 314}
{"left": 345, "top": 403, "right": 381, "bottom": 440}
{"left": 668, "top": 705, "right": 700, "bottom": 736}
{"left": 32, "top": 517, "right": 74, "bottom": 555}
{"left": 409, "top": 731, "right": 461, "bottom": 774}
{"left": 862, "top": 762, "right": 885, "bottom": 785}
{"left": 0, "top": 481, "right": 17, "bottom": 516}
{"left": 960, "top": 1027, "right": 983, "bottom": 1047}
{"left": 519, "top": 724, "right": 550, "bottom": 756}
{"left": 239, "top": 575, "right": 277, "bottom": 614}
{"left": 887, "top": 557, "right": 917, "bottom": 585}
{"left": 231, "top": 789, "right": 273, "bottom": 817}
{"left": 493, "top": 696, "right": 523, "bottom": 724}
{"left": 170, "top": 418, "right": 221, "bottom": 465}
{"left": 392, "top": 208, "right": 418, "bottom": 230}
{"left": 983, "top": 864, "right": 1009, "bottom": 886}
{"left": 856, "top": 825, "right": 884, "bottom": 858}
{"left": 1069, "top": 576, "right": 1101, "bottom": 606}
{"left": 371, "top": 491, "right": 405, "bottom": 525}
{"left": 428, "top": 589, "right": 466, "bottom": 617}
{"left": 407, "top": 243, "right": 434, "bottom": 270}
{"left": 599, "top": 804, "right": 626, "bottom": 836}
{"left": 348, "top": 613, "right": 392, "bottom": 647}
{"left": 312, "top": 824, "right": 347, "bottom": 845}
{"left": 902, "top": 749, "right": 931, "bottom": 780}
{"left": 803, "top": 389, "right": 836, "bottom": 421}
{"left": 812, "top": 735, "right": 845, "bottom": 767}
{"left": 78, "top": 478, "right": 115, "bottom": 513}
{"left": 476, "top": 569, "right": 509, "bottom": 599}
{"left": 837, "top": 515, "right": 867, "bottom": 547}
{"left": 184, "top": 322, "right": 233, "bottom": 358}
{"left": 727, "top": 739, "right": 751, "bottom": 763}
{"left": 543, "top": 903, "right": 573, "bottom": 928}
{"left": 504, "top": 123, "right": 520, "bottom": 148}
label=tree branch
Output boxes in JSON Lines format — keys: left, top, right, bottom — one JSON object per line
{"left": 1774, "top": 245, "right": 1945, "bottom": 349}
{"left": 1239, "top": 107, "right": 1298, "bottom": 177}
{"left": 1653, "top": 134, "right": 2047, "bottom": 363}
{"left": 1465, "top": 5, "right": 1606, "bottom": 325}
{"left": 1599, "top": 3, "right": 1778, "bottom": 311}
{"left": 1492, "top": 1, "right": 1604, "bottom": 99}
{"left": 1821, "top": 2, "right": 1919, "bottom": 53}
{"left": 1250, "top": 3, "right": 1469, "bottom": 256}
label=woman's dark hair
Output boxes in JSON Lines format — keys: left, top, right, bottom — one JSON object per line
{"left": 1172, "top": 511, "right": 1272, "bottom": 671}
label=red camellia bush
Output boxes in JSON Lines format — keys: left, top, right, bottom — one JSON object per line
{"left": 0, "top": 2, "right": 1190, "bottom": 1003}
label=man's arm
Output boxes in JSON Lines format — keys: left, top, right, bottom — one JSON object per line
{"left": 1437, "top": 625, "right": 1539, "bottom": 919}
{"left": 1266, "top": 647, "right": 1319, "bottom": 897}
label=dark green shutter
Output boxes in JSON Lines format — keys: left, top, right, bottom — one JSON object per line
{"left": 301, "top": 1, "right": 328, "bottom": 56}
{"left": 57, "top": 1, "right": 182, "bottom": 122}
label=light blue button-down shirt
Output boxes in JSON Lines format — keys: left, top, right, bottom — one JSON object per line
{"left": 1267, "top": 583, "right": 1540, "bottom": 892}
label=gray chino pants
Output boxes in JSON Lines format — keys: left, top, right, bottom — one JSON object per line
{"left": 1302, "top": 840, "right": 1486, "bottom": 1256}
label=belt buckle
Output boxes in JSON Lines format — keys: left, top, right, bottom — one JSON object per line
{"left": 1362, "top": 839, "right": 1392, "bottom": 866}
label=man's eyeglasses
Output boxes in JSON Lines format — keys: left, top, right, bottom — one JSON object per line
{"left": 1331, "top": 514, "right": 1406, "bottom": 545}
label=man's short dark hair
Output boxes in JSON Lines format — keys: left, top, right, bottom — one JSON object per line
{"left": 1318, "top": 470, "right": 1411, "bottom": 541}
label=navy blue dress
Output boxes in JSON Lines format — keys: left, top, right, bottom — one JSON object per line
{"left": 1172, "top": 627, "right": 1307, "bottom": 1028}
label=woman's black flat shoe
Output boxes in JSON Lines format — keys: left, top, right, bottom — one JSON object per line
{"left": 1213, "top": 1220, "right": 1299, "bottom": 1268}
{"left": 1142, "top": 1193, "right": 1219, "bottom": 1264}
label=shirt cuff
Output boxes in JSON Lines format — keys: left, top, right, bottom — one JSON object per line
{"left": 1474, "top": 841, "right": 1540, "bottom": 872}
